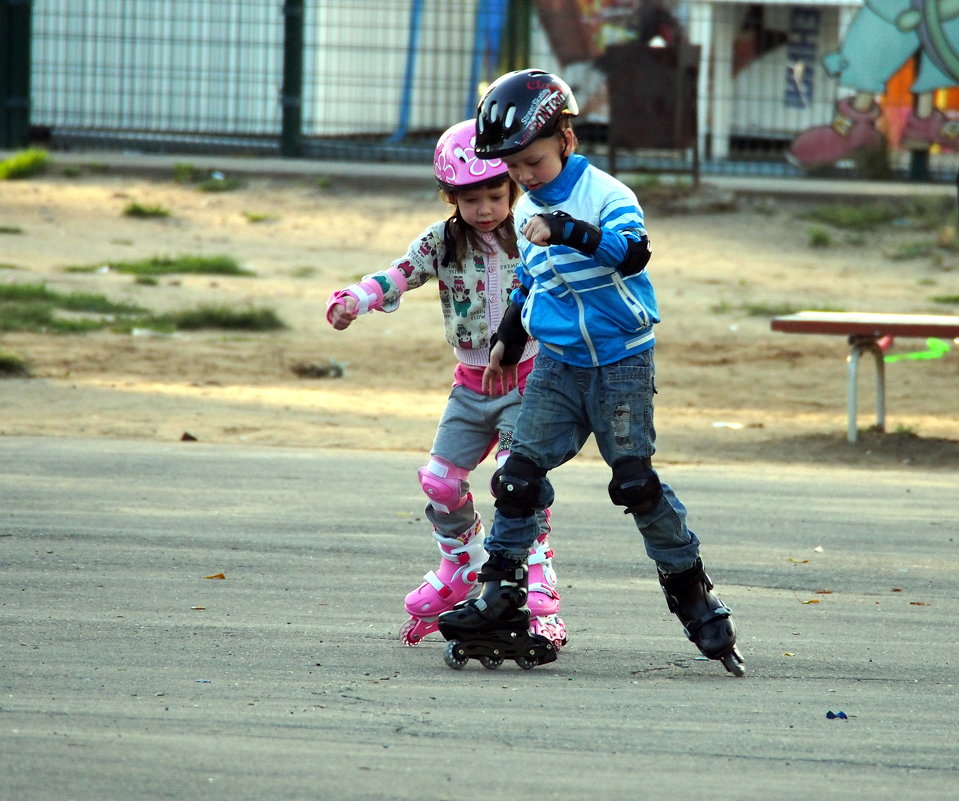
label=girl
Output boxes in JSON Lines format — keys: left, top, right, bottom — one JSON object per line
{"left": 326, "top": 120, "right": 566, "bottom": 649}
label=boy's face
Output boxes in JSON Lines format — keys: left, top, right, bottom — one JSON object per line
{"left": 502, "top": 132, "right": 568, "bottom": 192}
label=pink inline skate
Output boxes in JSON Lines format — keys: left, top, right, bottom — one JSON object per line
{"left": 527, "top": 532, "right": 567, "bottom": 649}
{"left": 400, "top": 515, "right": 486, "bottom": 646}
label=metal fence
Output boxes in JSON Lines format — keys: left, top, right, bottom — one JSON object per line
{"left": 4, "top": 0, "right": 959, "bottom": 182}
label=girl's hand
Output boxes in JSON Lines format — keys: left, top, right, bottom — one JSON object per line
{"left": 483, "top": 340, "right": 519, "bottom": 396}
{"left": 328, "top": 295, "right": 358, "bottom": 330}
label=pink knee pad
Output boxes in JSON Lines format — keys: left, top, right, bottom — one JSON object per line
{"left": 418, "top": 456, "right": 470, "bottom": 514}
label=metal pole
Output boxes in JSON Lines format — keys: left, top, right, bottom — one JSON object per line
{"left": 1, "top": 0, "right": 32, "bottom": 149}
{"left": 502, "top": 0, "right": 531, "bottom": 73}
{"left": 280, "top": 0, "right": 304, "bottom": 158}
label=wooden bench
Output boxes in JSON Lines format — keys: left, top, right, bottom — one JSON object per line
{"left": 770, "top": 312, "right": 959, "bottom": 442}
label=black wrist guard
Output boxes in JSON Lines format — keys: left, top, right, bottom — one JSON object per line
{"left": 620, "top": 235, "right": 652, "bottom": 276}
{"left": 540, "top": 211, "right": 602, "bottom": 255}
{"left": 490, "top": 302, "right": 529, "bottom": 366}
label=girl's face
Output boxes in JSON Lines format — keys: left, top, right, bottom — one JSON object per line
{"left": 502, "top": 131, "right": 570, "bottom": 192}
{"left": 456, "top": 181, "right": 512, "bottom": 233}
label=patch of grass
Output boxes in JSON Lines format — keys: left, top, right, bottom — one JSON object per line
{"left": 0, "top": 148, "right": 49, "bottom": 180}
{"left": 0, "top": 281, "right": 283, "bottom": 334}
{"left": 931, "top": 294, "right": 959, "bottom": 305}
{"left": 801, "top": 202, "right": 900, "bottom": 231}
{"left": 172, "top": 163, "right": 244, "bottom": 191}
{"left": 900, "top": 195, "right": 956, "bottom": 230}
{"left": 123, "top": 202, "right": 171, "bottom": 218}
{"left": 196, "top": 173, "right": 245, "bottom": 192}
{"left": 626, "top": 174, "right": 661, "bottom": 190}
{"left": 808, "top": 226, "right": 832, "bottom": 248}
{"left": 749, "top": 199, "right": 778, "bottom": 217}
{"left": 0, "top": 283, "right": 145, "bottom": 333}
{"left": 0, "top": 225, "right": 24, "bottom": 234}
{"left": 0, "top": 349, "right": 30, "bottom": 377}
{"left": 155, "top": 304, "right": 285, "bottom": 332}
{"left": 314, "top": 175, "right": 333, "bottom": 189}
{"left": 243, "top": 211, "right": 276, "bottom": 223}
{"left": 745, "top": 302, "right": 800, "bottom": 318}
{"left": 62, "top": 166, "right": 83, "bottom": 178}
{"left": 803, "top": 196, "right": 956, "bottom": 235}
{"left": 743, "top": 302, "right": 842, "bottom": 318}
{"left": 173, "top": 163, "right": 199, "bottom": 184}
{"left": 888, "top": 241, "right": 934, "bottom": 261}
{"left": 66, "top": 254, "right": 253, "bottom": 277}
{"left": 0, "top": 283, "right": 144, "bottom": 314}
{"left": 290, "top": 266, "right": 317, "bottom": 279}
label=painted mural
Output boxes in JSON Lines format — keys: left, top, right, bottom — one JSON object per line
{"left": 788, "top": 0, "right": 959, "bottom": 169}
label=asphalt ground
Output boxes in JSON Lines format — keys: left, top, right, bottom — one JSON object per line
{"left": 1, "top": 436, "right": 956, "bottom": 801}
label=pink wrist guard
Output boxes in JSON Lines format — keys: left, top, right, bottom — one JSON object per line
{"left": 325, "top": 277, "right": 384, "bottom": 325}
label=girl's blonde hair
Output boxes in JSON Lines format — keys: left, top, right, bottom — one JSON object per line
{"left": 440, "top": 174, "right": 521, "bottom": 266}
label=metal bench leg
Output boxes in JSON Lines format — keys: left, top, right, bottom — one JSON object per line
{"left": 846, "top": 336, "right": 886, "bottom": 443}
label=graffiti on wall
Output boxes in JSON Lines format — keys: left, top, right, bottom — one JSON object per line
{"left": 788, "top": 0, "right": 959, "bottom": 169}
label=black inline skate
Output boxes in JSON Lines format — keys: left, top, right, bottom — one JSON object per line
{"left": 437, "top": 556, "right": 557, "bottom": 670}
{"left": 659, "top": 558, "right": 745, "bottom": 677}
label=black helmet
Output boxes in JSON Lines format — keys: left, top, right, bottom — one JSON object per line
{"left": 475, "top": 69, "right": 578, "bottom": 159}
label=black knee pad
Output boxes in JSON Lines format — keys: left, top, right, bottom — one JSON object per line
{"left": 608, "top": 457, "right": 662, "bottom": 515}
{"left": 492, "top": 455, "right": 546, "bottom": 518}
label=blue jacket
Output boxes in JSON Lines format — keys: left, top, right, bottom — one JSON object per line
{"left": 511, "top": 154, "right": 659, "bottom": 367}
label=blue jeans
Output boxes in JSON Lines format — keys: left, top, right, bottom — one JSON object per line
{"left": 486, "top": 349, "right": 701, "bottom": 572}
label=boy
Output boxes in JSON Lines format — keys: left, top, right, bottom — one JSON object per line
{"left": 437, "top": 69, "right": 744, "bottom": 676}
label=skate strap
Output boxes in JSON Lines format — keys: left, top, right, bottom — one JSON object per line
{"left": 684, "top": 605, "right": 732, "bottom": 638}
{"left": 439, "top": 548, "right": 473, "bottom": 566}
{"left": 434, "top": 534, "right": 483, "bottom": 565}
{"left": 527, "top": 582, "right": 559, "bottom": 599}
{"left": 527, "top": 543, "right": 554, "bottom": 566}
{"left": 422, "top": 571, "right": 454, "bottom": 599}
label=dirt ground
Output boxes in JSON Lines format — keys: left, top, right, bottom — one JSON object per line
{"left": 1, "top": 167, "right": 958, "bottom": 470}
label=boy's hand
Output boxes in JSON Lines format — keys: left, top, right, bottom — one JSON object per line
{"left": 483, "top": 340, "right": 519, "bottom": 396}
{"left": 521, "top": 215, "right": 553, "bottom": 246}
{"left": 327, "top": 295, "right": 358, "bottom": 330}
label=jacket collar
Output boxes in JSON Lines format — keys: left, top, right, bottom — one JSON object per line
{"left": 527, "top": 154, "right": 588, "bottom": 206}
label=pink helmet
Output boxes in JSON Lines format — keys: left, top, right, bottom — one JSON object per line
{"left": 433, "top": 119, "right": 509, "bottom": 191}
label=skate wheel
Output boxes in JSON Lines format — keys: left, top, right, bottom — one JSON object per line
{"left": 720, "top": 647, "right": 746, "bottom": 678}
{"left": 479, "top": 655, "right": 504, "bottom": 670}
{"left": 515, "top": 655, "right": 537, "bottom": 670}
{"left": 443, "top": 641, "right": 468, "bottom": 670}
{"left": 399, "top": 617, "right": 423, "bottom": 647}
